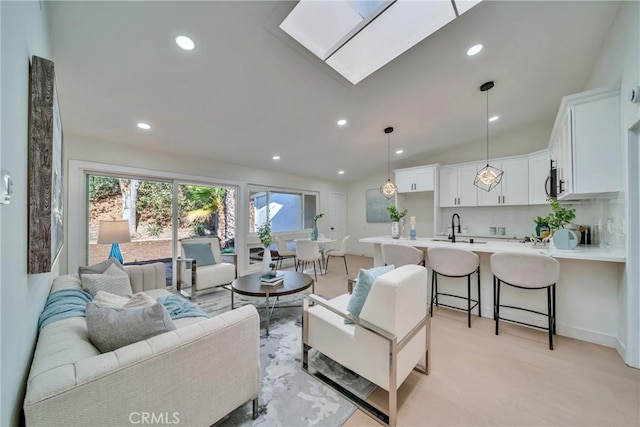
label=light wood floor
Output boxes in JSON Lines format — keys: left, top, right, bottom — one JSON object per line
{"left": 308, "top": 254, "right": 640, "bottom": 427}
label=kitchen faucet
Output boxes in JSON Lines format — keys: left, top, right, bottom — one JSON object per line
{"left": 450, "top": 213, "right": 461, "bottom": 243}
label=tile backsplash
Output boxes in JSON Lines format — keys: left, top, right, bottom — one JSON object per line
{"left": 440, "top": 195, "right": 625, "bottom": 249}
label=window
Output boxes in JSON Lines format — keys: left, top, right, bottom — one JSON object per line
{"left": 249, "top": 187, "right": 317, "bottom": 233}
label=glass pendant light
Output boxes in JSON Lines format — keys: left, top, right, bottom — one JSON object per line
{"left": 380, "top": 126, "right": 397, "bottom": 199}
{"left": 474, "top": 81, "right": 503, "bottom": 192}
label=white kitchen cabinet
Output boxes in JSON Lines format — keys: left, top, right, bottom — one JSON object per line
{"left": 550, "top": 86, "right": 620, "bottom": 200}
{"left": 528, "top": 151, "right": 552, "bottom": 205}
{"left": 439, "top": 164, "right": 478, "bottom": 207}
{"left": 394, "top": 165, "right": 435, "bottom": 193}
{"left": 477, "top": 157, "right": 529, "bottom": 206}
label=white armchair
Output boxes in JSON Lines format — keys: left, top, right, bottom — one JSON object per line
{"left": 302, "top": 264, "right": 431, "bottom": 427}
{"left": 178, "top": 237, "right": 236, "bottom": 300}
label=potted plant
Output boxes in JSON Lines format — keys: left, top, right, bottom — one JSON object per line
{"left": 311, "top": 213, "right": 324, "bottom": 241}
{"left": 387, "top": 205, "right": 407, "bottom": 239}
{"left": 257, "top": 219, "right": 275, "bottom": 276}
{"left": 534, "top": 216, "right": 550, "bottom": 238}
{"left": 546, "top": 198, "right": 576, "bottom": 230}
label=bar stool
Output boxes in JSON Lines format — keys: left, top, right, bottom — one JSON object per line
{"left": 491, "top": 252, "right": 560, "bottom": 350}
{"left": 381, "top": 244, "right": 425, "bottom": 267}
{"left": 427, "top": 247, "right": 480, "bottom": 328}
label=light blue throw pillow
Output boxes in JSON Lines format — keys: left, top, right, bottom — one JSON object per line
{"left": 183, "top": 242, "right": 216, "bottom": 267}
{"left": 346, "top": 264, "right": 395, "bottom": 323}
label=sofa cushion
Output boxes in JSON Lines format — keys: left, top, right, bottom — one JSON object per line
{"left": 346, "top": 264, "right": 395, "bottom": 322}
{"left": 86, "top": 302, "right": 176, "bottom": 353}
{"left": 183, "top": 242, "right": 216, "bottom": 266}
{"left": 81, "top": 264, "right": 133, "bottom": 297}
{"left": 93, "top": 291, "right": 157, "bottom": 309}
{"left": 78, "top": 257, "right": 125, "bottom": 277}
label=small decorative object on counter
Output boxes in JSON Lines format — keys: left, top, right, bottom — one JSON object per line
{"left": 534, "top": 216, "right": 550, "bottom": 237}
{"left": 410, "top": 216, "right": 417, "bottom": 240}
{"left": 387, "top": 205, "right": 407, "bottom": 239}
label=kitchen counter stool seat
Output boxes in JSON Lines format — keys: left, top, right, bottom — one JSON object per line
{"left": 491, "top": 252, "right": 560, "bottom": 350}
{"left": 427, "top": 247, "right": 480, "bottom": 328}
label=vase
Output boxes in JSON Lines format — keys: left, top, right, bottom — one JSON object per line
{"left": 391, "top": 221, "right": 400, "bottom": 239}
{"left": 311, "top": 222, "right": 318, "bottom": 241}
{"left": 261, "top": 246, "right": 274, "bottom": 277}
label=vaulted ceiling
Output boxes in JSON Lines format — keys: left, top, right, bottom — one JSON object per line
{"left": 46, "top": 1, "right": 620, "bottom": 182}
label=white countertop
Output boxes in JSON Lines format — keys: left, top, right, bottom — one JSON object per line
{"left": 359, "top": 236, "right": 626, "bottom": 263}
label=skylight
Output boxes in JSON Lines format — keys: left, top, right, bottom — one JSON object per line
{"left": 280, "top": 0, "right": 482, "bottom": 84}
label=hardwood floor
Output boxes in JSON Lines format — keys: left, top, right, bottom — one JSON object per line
{"left": 310, "top": 254, "right": 640, "bottom": 427}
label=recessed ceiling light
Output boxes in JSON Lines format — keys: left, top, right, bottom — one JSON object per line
{"left": 395, "top": 149, "right": 404, "bottom": 155}
{"left": 272, "top": 155, "right": 281, "bottom": 160}
{"left": 466, "top": 43, "right": 483, "bottom": 56}
{"left": 137, "top": 122, "right": 151, "bottom": 130}
{"left": 489, "top": 115, "right": 499, "bottom": 122}
{"left": 338, "top": 170, "right": 345, "bottom": 175}
{"left": 337, "top": 119, "right": 347, "bottom": 126}
{"left": 175, "top": 35, "right": 195, "bottom": 51}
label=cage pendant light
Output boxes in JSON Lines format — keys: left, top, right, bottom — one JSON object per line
{"left": 380, "top": 126, "right": 397, "bottom": 199}
{"left": 474, "top": 81, "right": 503, "bottom": 192}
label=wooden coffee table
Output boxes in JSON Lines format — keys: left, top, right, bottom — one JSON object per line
{"left": 231, "top": 271, "right": 314, "bottom": 336}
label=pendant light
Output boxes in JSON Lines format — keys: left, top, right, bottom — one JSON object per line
{"left": 380, "top": 126, "right": 397, "bottom": 199}
{"left": 474, "top": 81, "right": 503, "bottom": 192}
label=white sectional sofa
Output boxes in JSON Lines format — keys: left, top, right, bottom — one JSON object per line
{"left": 24, "top": 262, "right": 260, "bottom": 427}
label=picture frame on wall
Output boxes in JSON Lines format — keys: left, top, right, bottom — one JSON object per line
{"left": 27, "top": 55, "right": 64, "bottom": 274}
{"left": 366, "top": 189, "right": 391, "bottom": 223}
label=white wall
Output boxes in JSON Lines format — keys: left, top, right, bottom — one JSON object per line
{"left": 0, "top": 2, "right": 57, "bottom": 426}
{"left": 583, "top": 0, "right": 639, "bottom": 367}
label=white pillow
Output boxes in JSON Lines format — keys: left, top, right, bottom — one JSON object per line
{"left": 81, "top": 264, "right": 133, "bottom": 297}
{"left": 93, "top": 291, "right": 157, "bottom": 309}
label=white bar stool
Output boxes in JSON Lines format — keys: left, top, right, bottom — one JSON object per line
{"left": 381, "top": 244, "right": 425, "bottom": 267}
{"left": 490, "top": 252, "right": 560, "bottom": 350}
{"left": 427, "top": 247, "right": 480, "bottom": 328}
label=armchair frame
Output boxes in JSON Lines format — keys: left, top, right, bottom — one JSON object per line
{"left": 302, "top": 294, "right": 431, "bottom": 427}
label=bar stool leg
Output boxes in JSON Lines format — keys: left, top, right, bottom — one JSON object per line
{"left": 429, "top": 270, "right": 438, "bottom": 317}
{"left": 477, "top": 267, "right": 481, "bottom": 318}
{"left": 467, "top": 274, "right": 471, "bottom": 328}
{"left": 495, "top": 279, "right": 501, "bottom": 335}
{"left": 547, "top": 286, "right": 554, "bottom": 350}
{"left": 552, "top": 283, "right": 557, "bottom": 335}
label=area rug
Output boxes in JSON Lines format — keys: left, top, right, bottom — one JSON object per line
{"left": 196, "top": 290, "right": 376, "bottom": 427}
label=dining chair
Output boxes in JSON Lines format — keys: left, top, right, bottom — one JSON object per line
{"left": 274, "top": 236, "right": 297, "bottom": 270}
{"left": 324, "top": 235, "right": 350, "bottom": 274}
{"left": 296, "top": 239, "right": 322, "bottom": 281}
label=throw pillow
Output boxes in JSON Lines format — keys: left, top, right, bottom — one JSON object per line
{"left": 86, "top": 302, "right": 176, "bottom": 353}
{"left": 93, "top": 291, "right": 157, "bottom": 309}
{"left": 81, "top": 263, "right": 134, "bottom": 297}
{"left": 182, "top": 242, "right": 216, "bottom": 266}
{"left": 78, "top": 257, "right": 125, "bottom": 277}
{"left": 346, "top": 264, "right": 395, "bottom": 323}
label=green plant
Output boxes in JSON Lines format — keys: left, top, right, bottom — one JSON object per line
{"left": 313, "top": 213, "right": 324, "bottom": 222}
{"left": 546, "top": 198, "right": 576, "bottom": 229}
{"left": 88, "top": 176, "right": 119, "bottom": 200}
{"left": 386, "top": 205, "right": 408, "bottom": 222}
{"left": 191, "top": 222, "right": 206, "bottom": 236}
{"left": 534, "top": 216, "right": 549, "bottom": 226}
{"left": 257, "top": 219, "right": 274, "bottom": 248}
{"left": 145, "top": 221, "right": 162, "bottom": 237}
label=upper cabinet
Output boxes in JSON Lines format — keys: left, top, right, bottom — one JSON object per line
{"left": 394, "top": 165, "right": 435, "bottom": 193}
{"left": 477, "top": 157, "right": 529, "bottom": 206}
{"left": 551, "top": 86, "right": 621, "bottom": 200}
{"left": 528, "top": 151, "right": 552, "bottom": 205}
{"left": 439, "top": 164, "right": 478, "bottom": 207}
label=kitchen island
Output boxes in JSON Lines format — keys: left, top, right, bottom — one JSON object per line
{"left": 360, "top": 236, "right": 626, "bottom": 350}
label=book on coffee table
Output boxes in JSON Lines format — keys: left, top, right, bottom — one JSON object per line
{"left": 261, "top": 273, "right": 284, "bottom": 286}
